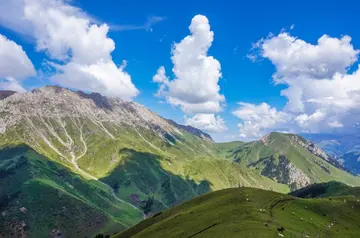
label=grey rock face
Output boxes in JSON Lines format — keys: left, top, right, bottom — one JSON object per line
{"left": 289, "top": 135, "right": 345, "bottom": 170}
{"left": 250, "top": 155, "right": 311, "bottom": 191}
{"left": 0, "top": 86, "right": 213, "bottom": 143}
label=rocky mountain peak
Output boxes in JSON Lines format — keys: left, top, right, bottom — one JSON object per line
{"left": 0, "top": 86, "right": 213, "bottom": 143}
{"left": 288, "top": 134, "right": 346, "bottom": 170}
{"left": 167, "top": 119, "right": 214, "bottom": 143}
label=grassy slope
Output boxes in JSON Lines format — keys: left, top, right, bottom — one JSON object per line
{"left": 214, "top": 141, "right": 245, "bottom": 159}
{"left": 2, "top": 115, "right": 360, "bottom": 236}
{"left": 114, "top": 187, "right": 360, "bottom": 238}
{"left": 290, "top": 181, "right": 360, "bottom": 198}
{"left": 217, "top": 132, "right": 360, "bottom": 188}
{"left": 0, "top": 145, "right": 143, "bottom": 237}
{"left": 0, "top": 117, "right": 292, "bottom": 237}
{"left": 100, "top": 148, "right": 289, "bottom": 217}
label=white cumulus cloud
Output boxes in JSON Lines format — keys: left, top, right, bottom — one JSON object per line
{"left": 0, "top": 77, "right": 27, "bottom": 92}
{"left": 153, "top": 15, "right": 226, "bottom": 133}
{"left": 0, "top": 34, "right": 35, "bottom": 92}
{"left": 238, "top": 31, "right": 360, "bottom": 138}
{"left": 233, "top": 102, "right": 291, "bottom": 138}
{"left": 251, "top": 33, "right": 358, "bottom": 82}
{"left": 185, "top": 113, "right": 227, "bottom": 133}
{"left": 0, "top": 0, "right": 139, "bottom": 100}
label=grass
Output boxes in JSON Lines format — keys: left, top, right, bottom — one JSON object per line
{"left": 217, "top": 132, "right": 360, "bottom": 190}
{"left": 2, "top": 115, "right": 360, "bottom": 237}
{"left": 290, "top": 181, "right": 360, "bottom": 198}
{"left": 0, "top": 145, "right": 143, "bottom": 237}
{"left": 114, "top": 186, "right": 360, "bottom": 238}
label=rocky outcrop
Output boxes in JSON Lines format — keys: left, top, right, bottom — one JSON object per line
{"left": 250, "top": 155, "right": 311, "bottom": 191}
{"left": 167, "top": 119, "right": 214, "bottom": 143}
{"left": 260, "top": 134, "right": 270, "bottom": 145}
{"left": 290, "top": 135, "right": 330, "bottom": 161}
{"left": 0, "top": 86, "right": 213, "bottom": 143}
{"left": 283, "top": 159, "right": 312, "bottom": 191}
{"left": 289, "top": 134, "right": 345, "bottom": 170}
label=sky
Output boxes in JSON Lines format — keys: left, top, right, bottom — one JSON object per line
{"left": 1, "top": 0, "right": 360, "bottom": 142}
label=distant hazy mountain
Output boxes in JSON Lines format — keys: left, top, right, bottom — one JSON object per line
{"left": 302, "top": 133, "right": 360, "bottom": 174}
{"left": 1, "top": 86, "right": 359, "bottom": 237}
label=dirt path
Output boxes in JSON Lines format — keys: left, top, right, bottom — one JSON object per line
{"left": 269, "top": 198, "right": 295, "bottom": 219}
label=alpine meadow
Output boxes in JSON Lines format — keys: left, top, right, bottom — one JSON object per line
{"left": 1, "top": 0, "right": 360, "bottom": 237}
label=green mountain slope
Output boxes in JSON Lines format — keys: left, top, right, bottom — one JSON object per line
{"left": 301, "top": 133, "right": 360, "bottom": 174}
{"left": 114, "top": 186, "right": 360, "bottom": 238}
{"left": 290, "top": 181, "right": 360, "bottom": 198}
{"left": 0, "top": 145, "right": 143, "bottom": 237}
{"left": 100, "top": 149, "right": 288, "bottom": 216}
{"left": 1, "top": 87, "right": 360, "bottom": 236}
{"left": 0, "top": 87, "right": 287, "bottom": 236}
{"left": 217, "top": 132, "right": 360, "bottom": 190}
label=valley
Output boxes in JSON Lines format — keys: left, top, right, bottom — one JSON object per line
{"left": 1, "top": 87, "right": 360, "bottom": 237}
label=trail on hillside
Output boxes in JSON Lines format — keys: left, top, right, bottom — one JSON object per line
{"left": 269, "top": 198, "right": 295, "bottom": 218}
{"left": 70, "top": 120, "right": 146, "bottom": 218}
{"left": 134, "top": 128, "right": 166, "bottom": 154}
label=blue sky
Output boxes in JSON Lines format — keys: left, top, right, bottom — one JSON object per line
{"left": 1, "top": 0, "right": 360, "bottom": 141}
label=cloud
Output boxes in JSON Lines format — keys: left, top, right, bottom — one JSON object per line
{"left": 328, "top": 121, "right": 343, "bottom": 128}
{"left": 0, "top": 0, "right": 89, "bottom": 38}
{"left": 153, "top": 14, "right": 224, "bottom": 113}
{"left": 185, "top": 113, "right": 227, "bottom": 133}
{"left": 249, "top": 33, "right": 358, "bottom": 83}
{"left": 237, "top": 31, "right": 360, "bottom": 138}
{"left": 0, "top": 0, "right": 34, "bottom": 37}
{"left": 233, "top": 102, "right": 290, "bottom": 138}
{"left": 0, "top": 34, "right": 35, "bottom": 92}
{"left": 0, "top": 0, "right": 139, "bottom": 100}
{"left": 153, "top": 14, "right": 226, "bottom": 133}
{"left": 51, "top": 60, "right": 137, "bottom": 98}
{"left": 0, "top": 77, "right": 26, "bottom": 92}
{"left": 110, "top": 16, "right": 166, "bottom": 32}
{"left": 0, "top": 34, "right": 35, "bottom": 80}
{"left": 153, "top": 66, "right": 169, "bottom": 97}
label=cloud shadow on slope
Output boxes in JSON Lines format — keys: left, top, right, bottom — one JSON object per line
{"left": 100, "top": 148, "right": 212, "bottom": 215}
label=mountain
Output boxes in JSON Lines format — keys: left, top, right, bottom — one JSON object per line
{"left": 0, "top": 86, "right": 285, "bottom": 237}
{"left": 0, "top": 144, "right": 143, "bottom": 237}
{"left": 0, "top": 90, "right": 15, "bottom": 100}
{"left": 1, "top": 86, "right": 360, "bottom": 237}
{"left": 113, "top": 185, "right": 360, "bottom": 238}
{"left": 302, "top": 133, "right": 360, "bottom": 174}
{"left": 217, "top": 132, "right": 360, "bottom": 191}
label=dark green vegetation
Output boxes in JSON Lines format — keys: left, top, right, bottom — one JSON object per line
{"left": 218, "top": 132, "right": 360, "bottom": 190}
{"left": 290, "top": 181, "right": 360, "bottom": 198}
{"left": 114, "top": 186, "right": 360, "bottom": 238}
{"left": 2, "top": 88, "right": 360, "bottom": 237}
{"left": 0, "top": 145, "right": 142, "bottom": 237}
{"left": 100, "top": 148, "right": 212, "bottom": 214}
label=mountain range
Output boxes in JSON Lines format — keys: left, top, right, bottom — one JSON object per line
{"left": 1, "top": 86, "right": 360, "bottom": 237}
{"left": 303, "top": 133, "right": 360, "bottom": 175}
